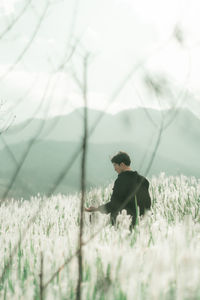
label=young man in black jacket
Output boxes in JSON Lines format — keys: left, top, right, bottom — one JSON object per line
{"left": 85, "top": 151, "right": 151, "bottom": 227}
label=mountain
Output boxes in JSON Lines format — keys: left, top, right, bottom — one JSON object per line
{"left": 0, "top": 107, "right": 199, "bottom": 199}
{"left": 2, "top": 106, "right": 200, "bottom": 164}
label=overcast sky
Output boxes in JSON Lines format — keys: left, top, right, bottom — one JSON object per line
{"left": 0, "top": 0, "right": 200, "bottom": 123}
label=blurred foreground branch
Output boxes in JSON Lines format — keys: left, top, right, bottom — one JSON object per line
{"left": 76, "top": 53, "right": 89, "bottom": 300}
{"left": 0, "top": 23, "right": 178, "bottom": 287}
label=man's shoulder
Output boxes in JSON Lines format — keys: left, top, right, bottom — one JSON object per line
{"left": 137, "top": 173, "right": 149, "bottom": 182}
{"left": 118, "top": 171, "right": 138, "bottom": 180}
{"left": 136, "top": 173, "right": 150, "bottom": 188}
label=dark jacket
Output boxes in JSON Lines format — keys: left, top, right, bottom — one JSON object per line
{"left": 97, "top": 171, "right": 151, "bottom": 226}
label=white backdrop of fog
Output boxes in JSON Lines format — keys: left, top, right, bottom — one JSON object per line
{"left": 0, "top": 0, "right": 200, "bottom": 123}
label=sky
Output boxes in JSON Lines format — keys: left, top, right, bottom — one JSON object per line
{"left": 0, "top": 0, "right": 200, "bottom": 124}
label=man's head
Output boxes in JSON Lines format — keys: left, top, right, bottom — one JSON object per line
{"left": 111, "top": 151, "right": 131, "bottom": 174}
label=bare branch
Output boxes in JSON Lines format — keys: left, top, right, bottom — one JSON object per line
{"left": 0, "top": 73, "right": 52, "bottom": 202}
{"left": 132, "top": 83, "right": 157, "bottom": 127}
{"left": 144, "top": 121, "right": 164, "bottom": 176}
{"left": 4, "top": 74, "right": 39, "bottom": 119}
{"left": 0, "top": 1, "right": 50, "bottom": 82}
{"left": 0, "top": 28, "right": 177, "bottom": 287}
{"left": 0, "top": 0, "right": 32, "bottom": 40}
{"left": 0, "top": 134, "right": 34, "bottom": 195}
{"left": 39, "top": 252, "right": 44, "bottom": 300}
{"left": 76, "top": 53, "right": 89, "bottom": 300}
{"left": 41, "top": 81, "right": 168, "bottom": 293}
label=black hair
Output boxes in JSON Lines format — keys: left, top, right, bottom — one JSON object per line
{"left": 111, "top": 151, "right": 131, "bottom": 166}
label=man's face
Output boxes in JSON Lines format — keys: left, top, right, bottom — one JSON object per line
{"left": 113, "top": 163, "right": 123, "bottom": 174}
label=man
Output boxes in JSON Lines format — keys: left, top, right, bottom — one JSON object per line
{"left": 85, "top": 151, "right": 151, "bottom": 228}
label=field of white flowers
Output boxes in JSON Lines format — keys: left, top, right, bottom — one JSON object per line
{"left": 0, "top": 173, "right": 200, "bottom": 300}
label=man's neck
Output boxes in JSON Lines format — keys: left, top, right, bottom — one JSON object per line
{"left": 122, "top": 166, "right": 132, "bottom": 172}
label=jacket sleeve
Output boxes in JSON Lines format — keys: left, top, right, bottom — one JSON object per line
{"left": 97, "top": 176, "right": 125, "bottom": 214}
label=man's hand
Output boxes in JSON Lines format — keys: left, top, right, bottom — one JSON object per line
{"left": 84, "top": 206, "right": 98, "bottom": 212}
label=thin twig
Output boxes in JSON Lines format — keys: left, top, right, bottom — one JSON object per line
{"left": 0, "top": 1, "right": 50, "bottom": 82}
{"left": 0, "top": 74, "right": 52, "bottom": 201}
{"left": 39, "top": 252, "right": 44, "bottom": 300}
{"left": 42, "top": 118, "right": 165, "bottom": 290}
{"left": 0, "top": 27, "right": 178, "bottom": 286}
{"left": 76, "top": 53, "right": 89, "bottom": 300}
{"left": 0, "top": 0, "right": 32, "bottom": 40}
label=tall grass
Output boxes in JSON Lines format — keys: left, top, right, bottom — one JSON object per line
{"left": 0, "top": 173, "right": 200, "bottom": 299}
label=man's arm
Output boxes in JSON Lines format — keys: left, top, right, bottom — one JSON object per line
{"left": 85, "top": 177, "right": 121, "bottom": 214}
{"left": 84, "top": 206, "right": 98, "bottom": 212}
{"left": 96, "top": 176, "right": 125, "bottom": 214}
{"left": 85, "top": 196, "right": 115, "bottom": 214}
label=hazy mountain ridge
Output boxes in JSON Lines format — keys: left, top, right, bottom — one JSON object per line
{"left": 0, "top": 107, "right": 199, "bottom": 198}
{"left": 3, "top": 106, "right": 199, "bottom": 165}
{"left": 3, "top": 107, "right": 200, "bottom": 143}
{"left": 0, "top": 140, "right": 196, "bottom": 199}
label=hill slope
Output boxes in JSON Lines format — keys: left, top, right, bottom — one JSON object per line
{"left": 0, "top": 107, "right": 199, "bottom": 198}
